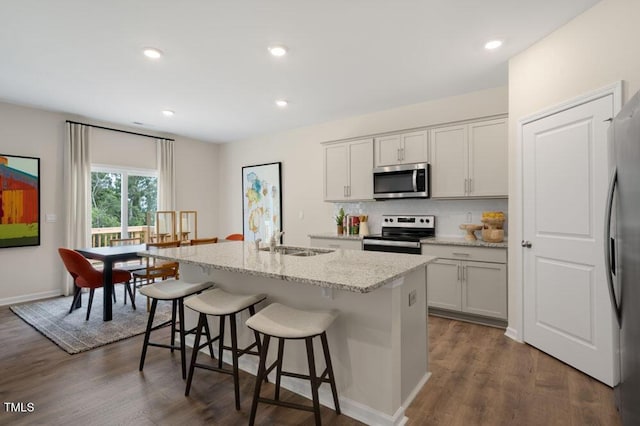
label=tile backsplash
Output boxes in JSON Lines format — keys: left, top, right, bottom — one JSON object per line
{"left": 335, "top": 198, "right": 508, "bottom": 238}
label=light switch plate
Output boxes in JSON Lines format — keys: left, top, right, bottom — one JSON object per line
{"left": 45, "top": 213, "right": 57, "bottom": 223}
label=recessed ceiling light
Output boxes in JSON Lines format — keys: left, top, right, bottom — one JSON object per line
{"left": 162, "top": 110, "right": 175, "bottom": 117}
{"left": 484, "top": 40, "right": 503, "bottom": 50}
{"left": 143, "top": 47, "right": 163, "bottom": 59}
{"left": 268, "top": 45, "right": 288, "bottom": 57}
{"left": 275, "top": 99, "right": 288, "bottom": 108}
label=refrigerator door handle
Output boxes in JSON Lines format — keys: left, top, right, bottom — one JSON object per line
{"left": 604, "top": 166, "right": 621, "bottom": 326}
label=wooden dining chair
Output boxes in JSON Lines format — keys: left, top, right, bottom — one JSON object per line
{"left": 190, "top": 237, "right": 218, "bottom": 245}
{"left": 132, "top": 241, "right": 181, "bottom": 310}
{"left": 58, "top": 248, "right": 136, "bottom": 320}
{"left": 225, "top": 233, "right": 244, "bottom": 241}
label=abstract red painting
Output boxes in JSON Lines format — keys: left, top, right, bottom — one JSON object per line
{"left": 0, "top": 154, "right": 40, "bottom": 248}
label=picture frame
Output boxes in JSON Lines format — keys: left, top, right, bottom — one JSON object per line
{"left": 242, "top": 162, "right": 282, "bottom": 243}
{"left": 0, "top": 154, "right": 40, "bottom": 248}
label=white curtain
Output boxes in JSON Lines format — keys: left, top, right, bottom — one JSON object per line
{"left": 157, "top": 139, "right": 176, "bottom": 211}
{"left": 63, "top": 123, "right": 92, "bottom": 295}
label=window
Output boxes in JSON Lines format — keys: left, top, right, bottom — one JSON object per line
{"left": 91, "top": 166, "right": 157, "bottom": 247}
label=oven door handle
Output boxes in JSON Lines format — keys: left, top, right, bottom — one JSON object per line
{"left": 363, "top": 239, "right": 421, "bottom": 249}
{"left": 412, "top": 170, "right": 418, "bottom": 192}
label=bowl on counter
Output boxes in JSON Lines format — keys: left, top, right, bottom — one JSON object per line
{"left": 459, "top": 224, "right": 483, "bottom": 241}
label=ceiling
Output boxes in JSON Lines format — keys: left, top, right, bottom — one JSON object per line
{"left": 0, "top": 0, "right": 600, "bottom": 143}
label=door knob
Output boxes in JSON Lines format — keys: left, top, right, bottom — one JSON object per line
{"left": 521, "top": 240, "right": 532, "bottom": 248}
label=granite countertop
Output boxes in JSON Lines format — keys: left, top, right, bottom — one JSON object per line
{"left": 307, "top": 233, "right": 364, "bottom": 240}
{"left": 420, "top": 237, "right": 508, "bottom": 248}
{"left": 140, "top": 242, "right": 434, "bottom": 293}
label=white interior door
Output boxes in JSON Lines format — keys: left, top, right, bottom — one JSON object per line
{"left": 523, "top": 94, "right": 617, "bottom": 386}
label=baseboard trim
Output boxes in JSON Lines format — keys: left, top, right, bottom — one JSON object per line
{"left": 184, "top": 335, "right": 414, "bottom": 425}
{"left": 403, "top": 372, "right": 431, "bottom": 410}
{"left": 504, "top": 326, "right": 522, "bottom": 343}
{"left": 1, "top": 290, "right": 63, "bottom": 307}
{"left": 429, "top": 308, "right": 507, "bottom": 329}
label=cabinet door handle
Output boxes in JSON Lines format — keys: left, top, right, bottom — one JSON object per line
{"left": 462, "top": 266, "right": 466, "bottom": 282}
{"left": 457, "top": 265, "right": 461, "bottom": 281}
{"left": 464, "top": 178, "right": 468, "bottom": 194}
{"left": 401, "top": 148, "right": 405, "bottom": 161}
{"left": 397, "top": 148, "right": 401, "bottom": 161}
{"left": 469, "top": 178, "right": 473, "bottom": 194}
{"left": 452, "top": 252, "right": 470, "bottom": 257}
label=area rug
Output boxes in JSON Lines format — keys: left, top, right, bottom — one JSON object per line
{"left": 10, "top": 289, "right": 172, "bottom": 355}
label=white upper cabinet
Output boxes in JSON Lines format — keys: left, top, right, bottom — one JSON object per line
{"left": 468, "top": 119, "right": 508, "bottom": 197}
{"left": 429, "top": 125, "right": 468, "bottom": 197}
{"left": 323, "top": 138, "right": 373, "bottom": 201}
{"left": 374, "top": 130, "right": 428, "bottom": 167}
{"left": 324, "top": 143, "right": 349, "bottom": 201}
{"left": 430, "top": 118, "right": 507, "bottom": 198}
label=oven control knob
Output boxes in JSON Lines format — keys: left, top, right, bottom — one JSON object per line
{"left": 389, "top": 218, "right": 394, "bottom": 222}
{"left": 420, "top": 219, "right": 424, "bottom": 223}
{"left": 384, "top": 218, "right": 388, "bottom": 223}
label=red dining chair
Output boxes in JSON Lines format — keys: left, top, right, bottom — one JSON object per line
{"left": 58, "top": 248, "right": 136, "bottom": 320}
{"left": 225, "top": 233, "right": 244, "bottom": 241}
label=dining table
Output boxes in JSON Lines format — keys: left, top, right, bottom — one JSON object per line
{"left": 75, "top": 244, "right": 147, "bottom": 321}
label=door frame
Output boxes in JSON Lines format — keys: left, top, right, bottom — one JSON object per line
{"left": 507, "top": 81, "right": 622, "bottom": 343}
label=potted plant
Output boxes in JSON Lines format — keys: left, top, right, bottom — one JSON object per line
{"left": 335, "top": 208, "right": 345, "bottom": 235}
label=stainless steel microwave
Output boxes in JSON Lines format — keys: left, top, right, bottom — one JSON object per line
{"left": 373, "top": 163, "right": 430, "bottom": 200}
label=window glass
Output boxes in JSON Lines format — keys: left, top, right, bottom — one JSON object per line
{"left": 90, "top": 168, "right": 157, "bottom": 246}
{"left": 91, "top": 172, "right": 122, "bottom": 228}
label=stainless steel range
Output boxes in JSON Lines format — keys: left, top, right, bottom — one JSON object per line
{"left": 362, "top": 215, "right": 435, "bottom": 255}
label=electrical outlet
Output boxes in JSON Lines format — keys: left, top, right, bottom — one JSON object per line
{"left": 408, "top": 290, "right": 417, "bottom": 306}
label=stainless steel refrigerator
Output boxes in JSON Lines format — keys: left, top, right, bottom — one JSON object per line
{"left": 606, "top": 90, "right": 640, "bottom": 425}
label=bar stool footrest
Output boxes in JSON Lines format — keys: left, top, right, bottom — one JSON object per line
{"left": 257, "top": 397, "right": 315, "bottom": 413}
{"left": 192, "top": 362, "right": 235, "bottom": 377}
{"left": 148, "top": 342, "right": 179, "bottom": 350}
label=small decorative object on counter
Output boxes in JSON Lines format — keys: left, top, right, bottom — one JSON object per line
{"left": 459, "top": 224, "right": 483, "bottom": 241}
{"left": 359, "top": 215, "right": 369, "bottom": 236}
{"left": 335, "top": 208, "right": 345, "bottom": 235}
{"left": 481, "top": 211, "right": 505, "bottom": 243}
{"left": 350, "top": 216, "right": 360, "bottom": 235}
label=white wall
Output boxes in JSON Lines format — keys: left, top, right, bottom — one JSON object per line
{"left": 217, "top": 86, "right": 508, "bottom": 246}
{"left": 507, "top": 0, "right": 640, "bottom": 338}
{"left": 0, "top": 101, "right": 219, "bottom": 305}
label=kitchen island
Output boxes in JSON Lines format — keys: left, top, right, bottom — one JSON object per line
{"left": 141, "top": 242, "right": 435, "bottom": 426}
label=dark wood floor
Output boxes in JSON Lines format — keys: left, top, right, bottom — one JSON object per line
{"left": 0, "top": 306, "right": 620, "bottom": 425}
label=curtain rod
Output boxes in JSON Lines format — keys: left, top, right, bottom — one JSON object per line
{"left": 65, "top": 120, "right": 175, "bottom": 141}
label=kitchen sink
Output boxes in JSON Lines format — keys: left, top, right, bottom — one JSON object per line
{"left": 289, "top": 250, "right": 320, "bottom": 257}
{"left": 259, "top": 246, "right": 333, "bottom": 256}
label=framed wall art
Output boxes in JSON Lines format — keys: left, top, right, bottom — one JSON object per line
{"left": 242, "top": 162, "right": 282, "bottom": 243}
{"left": 0, "top": 154, "right": 40, "bottom": 248}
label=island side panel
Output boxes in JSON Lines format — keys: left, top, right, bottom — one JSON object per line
{"left": 400, "top": 265, "right": 429, "bottom": 405}
{"left": 180, "top": 262, "right": 414, "bottom": 419}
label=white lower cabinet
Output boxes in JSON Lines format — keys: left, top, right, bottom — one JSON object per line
{"left": 462, "top": 261, "right": 507, "bottom": 319}
{"left": 424, "top": 245, "right": 507, "bottom": 321}
{"left": 309, "top": 237, "right": 362, "bottom": 251}
{"left": 426, "top": 259, "right": 462, "bottom": 311}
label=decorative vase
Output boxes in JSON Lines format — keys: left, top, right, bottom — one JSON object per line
{"left": 337, "top": 225, "right": 344, "bottom": 235}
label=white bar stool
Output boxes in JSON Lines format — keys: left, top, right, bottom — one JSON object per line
{"left": 184, "top": 288, "right": 267, "bottom": 410}
{"left": 246, "top": 302, "right": 340, "bottom": 426}
{"left": 138, "top": 280, "right": 214, "bottom": 379}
